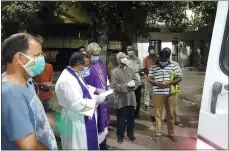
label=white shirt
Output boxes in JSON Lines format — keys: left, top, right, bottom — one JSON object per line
{"left": 126, "top": 56, "right": 143, "bottom": 84}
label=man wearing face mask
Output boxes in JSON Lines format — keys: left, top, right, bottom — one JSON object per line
{"left": 142, "top": 46, "right": 158, "bottom": 113}
{"left": 1, "top": 33, "right": 57, "bottom": 150}
{"left": 126, "top": 45, "right": 143, "bottom": 120}
{"left": 81, "top": 53, "right": 91, "bottom": 78}
{"left": 147, "top": 47, "right": 182, "bottom": 142}
{"left": 162, "top": 49, "right": 182, "bottom": 126}
{"left": 55, "top": 52, "right": 106, "bottom": 149}
{"left": 84, "top": 43, "right": 114, "bottom": 150}
{"left": 34, "top": 62, "right": 54, "bottom": 113}
{"left": 111, "top": 52, "right": 139, "bottom": 144}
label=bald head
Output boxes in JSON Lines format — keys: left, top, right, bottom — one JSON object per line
{"left": 87, "top": 42, "right": 101, "bottom": 55}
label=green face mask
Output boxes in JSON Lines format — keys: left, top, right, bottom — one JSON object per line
{"left": 20, "top": 53, "right": 46, "bottom": 77}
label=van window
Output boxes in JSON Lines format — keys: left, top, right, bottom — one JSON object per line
{"left": 220, "top": 12, "right": 229, "bottom": 76}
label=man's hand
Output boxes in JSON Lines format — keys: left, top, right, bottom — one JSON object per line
{"left": 127, "top": 80, "right": 135, "bottom": 87}
{"left": 95, "top": 96, "right": 106, "bottom": 105}
{"left": 96, "top": 88, "right": 106, "bottom": 94}
{"left": 38, "top": 84, "right": 50, "bottom": 92}
{"left": 161, "top": 81, "right": 172, "bottom": 87}
{"left": 153, "top": 81, "right": 172, "bottom": 88}
{"left": 145, "top": 75, "right": 149, "bottom": 82}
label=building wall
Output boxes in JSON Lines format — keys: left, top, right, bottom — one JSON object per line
{"left": 41, "top": 37, "right": 88, "bottom": 71}
{"left": 137, "top": 29, "right": 212, "bottom": 67}
{"left": 43, "top": 37, "right": 88, "bottom": 49}
{"left": 39, "top": 26, "right": 211, "bottom": 73}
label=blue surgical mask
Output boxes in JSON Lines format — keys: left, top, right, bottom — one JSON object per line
{"left": 79, "top": 66, "right": 90, "bottom": 78}
{"left": 20, "top": 53, "right": 45, "bottom": 77}
{"left": 90, "top": 55, "right": 100, "bottom": 62}
{"left": 82, "top": 66, "right": 90, "bottom": 77}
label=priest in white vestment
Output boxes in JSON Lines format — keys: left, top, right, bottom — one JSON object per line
{"left": 55, "top": 52, "right": 106, "bottom": 150}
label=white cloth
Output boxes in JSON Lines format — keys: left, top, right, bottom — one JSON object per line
{"left": 55, "top": 69, "right": 98, "bottom": 149}
{"left": 98, "top": 127, "right": 108, "bottom": 144}
{"left": 107, "top": 77, "right": 110, "bottom": 87}
{"left": 97, "top": 77, "right": 110, "bottom": 144}
{"left": 126, "top": 56, "right": 143, "bottom": 85}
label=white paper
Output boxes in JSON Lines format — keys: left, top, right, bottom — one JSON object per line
{"left": 99, "top": 89, "right": 114, "bottom": 97}
{"left": 87, "top": 85, "right": 97, "bottom": 94}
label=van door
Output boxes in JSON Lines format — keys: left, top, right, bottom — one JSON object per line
{"left": 197, "top": 1, "right": 229, "bottom": 149}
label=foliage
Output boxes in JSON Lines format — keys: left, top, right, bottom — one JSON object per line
{"left": 155, "top": 1, "right": 189, "bottom": 32}
{"left": 1, "top": 1, "right": 70, "bottom": 39}
{"left": 1, "top": 1, "right": 217, "bottom": 40}
{"left": 81, "top": 1, "right": 190, "bottom": 35}
{"left": 189, "top": 1, "right": 218, "bottom": 30}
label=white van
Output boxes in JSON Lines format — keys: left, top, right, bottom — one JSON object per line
{"left": 196, "top": 1, "right": 228, "bottom": 150}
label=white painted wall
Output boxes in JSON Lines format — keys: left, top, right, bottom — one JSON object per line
{"left": 149, "top": 29, "right": 211, "bottom": 41}
{"left": 137, "top": 42, "right": 149, "bottom": 64}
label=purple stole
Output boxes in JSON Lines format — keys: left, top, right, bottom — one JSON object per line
{"left": 84, "top": 60, "right": 111, "bottom": 133}
{"left": 66, "top": 67, "right": 99, "bottom": 150}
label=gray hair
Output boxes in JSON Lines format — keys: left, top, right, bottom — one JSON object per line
{"left": 87, "top": 42, "right": 101, "bottom": 52}
{"left": 116, "top": 52, "right": 126, "bottom": 62}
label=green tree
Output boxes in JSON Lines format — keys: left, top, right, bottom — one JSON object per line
{"left": 1, "top": 1, "right": 70, "bottom": 39}
{"left": 81, "top": 1, "right": 189, "bottom": 49}
{"left": 189, "top": 1, "right": 217, "bottom": 30}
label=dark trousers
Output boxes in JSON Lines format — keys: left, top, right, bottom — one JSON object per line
{"left": 116, "top": 106, "right": 135, "bottom": 140}
{"left": 134, "top": 86, "right": 141, "bottom": 118}
{"left": 99, "top": 137, "right": 107, "bottom": 150}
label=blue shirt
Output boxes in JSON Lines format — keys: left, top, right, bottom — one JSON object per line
{"left": 1, "top": 81, "right": 57, "bottom": 150}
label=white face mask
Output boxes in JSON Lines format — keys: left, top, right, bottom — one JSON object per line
{"left": 159, "top": 60, "right": 169, "bottom": 67}
{"left": 149, "top": 49, "right": 156, "bottom": 55}
{"left": 127, "top": 51, "right": 134, "bottom": 56}
{"left": 121, "top": 57, "right": 128, "bottom": 65}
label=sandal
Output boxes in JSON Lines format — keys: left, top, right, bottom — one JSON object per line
{"left": 151, "top": 135, "right": 161, "bottom": 141}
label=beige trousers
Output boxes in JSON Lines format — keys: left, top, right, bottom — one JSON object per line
{"left": 152, "top": 95, "right": 175, "bottom": 136}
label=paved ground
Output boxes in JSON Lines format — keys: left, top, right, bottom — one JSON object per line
{"left": 51, "top": 68, "right": 206, "bottom": 150}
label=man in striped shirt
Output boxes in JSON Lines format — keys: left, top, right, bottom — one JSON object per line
{"left": 147, "top": 47, "right": 182, "bottom": 142}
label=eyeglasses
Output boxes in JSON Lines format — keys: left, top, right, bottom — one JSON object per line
{"left": 34, "top": 52, "right": 46, "bottom": 57}
{"left": 90, "top": 51, "right": 101, "bottom": 56}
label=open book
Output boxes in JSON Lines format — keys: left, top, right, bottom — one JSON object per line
{"left": 99, "top": 89, "right": 114, "bottom": 97}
